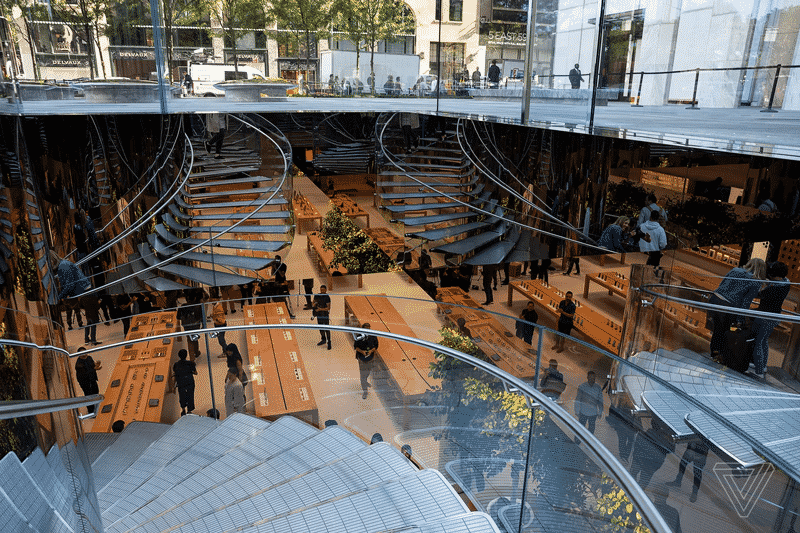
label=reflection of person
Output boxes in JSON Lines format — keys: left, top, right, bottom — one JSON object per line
{"left": 355, "top": 323, "right": 378, "bottom": 399}
{"left": 313, "top": 284, "right": 331, "bottom": 349}
{"left": 751, "top": 261, "right": 790, "bottom": 378}
{"left": 574, "top": 371, "right": 604, "bottom": 433}
{"left": 488, "top": 60, "right": 501, "bottom": 87}
{"left": 224, "top": 370, "right": 245, "bottom": 417}
{"left": 74, "top": 346, "right": 100, "bottom": 413}
{"left": 553, "top": 291, "right": 576, "bottom": 353}
{"left": 629, "top": 420, "right": 674, "bottom": 490}
{"left": 172, "top": 349, "right": 197, "bottom": 416}
{"left": 515, "top": 301, "right": 538, "bottom": 345}
{"left": 399, "top": 113, "right": 419, "bottom": 154}
{"left": 708, "top": 258, "right": 766, "bottom": 358}
{"left": 667, "top": 439, "right": 710, "bottom": 503}
{"left": 606, "top": 404, "right": 636, "bottom": 463}
{"left": 205, "top": 113, "right": 227, "bottom": 159}
{"left": 569, "top": 63, "right": 583, "bottom": 89}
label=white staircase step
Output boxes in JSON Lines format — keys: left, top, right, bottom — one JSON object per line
{"left": 90, "top": 421, "right": 172, "bottom": 492}
{"left": 106, "top": 416, "right": 318, "bottom": 532}
{"left": 0, "top": 488, "right": 36, "bottom": 532}
{"left": 399, "top": 513, "right": 501, "bottom": 533}
{"left": 0, "top": 453, "right": 72, "bottom": 533}
{"left": 128, "top": 424, "right": 365, "bottom": 533}
{"left": 102, "top": 413, "right": 269, "bottom": 523}
{"left": 97, "top": 414, "right": 219, "bottom": 511}
{"left": 22, "top": 447, "right": 72, "bottom": 524}
{"left": 62, "top": 439, "right": 103, "bottom": 530}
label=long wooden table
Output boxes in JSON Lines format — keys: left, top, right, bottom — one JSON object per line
{"left": 435, "top": 287, "right": 538, "bottom": 380}
{"left": 94, "top": 311, "right": 177, "bottom": 432}
{"left": 306, "top": 231, "right": 352, "bottom": 288}
{"left": 292, "top": 192, "right": 322, "bottom": 234}
{"left": 244, "top": 303, "right": 318, "bottom": 426}
{"left": 364, "top": 227, "right": 420, "bottom": 269}
{"left": 508, "top": 279, "right": 623, "bottom": 354}
{"left": 343, "top": 294, "right": 439, "bottom": 397}
{"left": 583, "top": 271, "right": 630, "bottom": 300}
{"left": 332, "top": 193, "right": 370, "bottom": 227}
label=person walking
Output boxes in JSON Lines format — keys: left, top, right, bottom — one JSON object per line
{"left": 472, "top": 67, "right": 481, "bottom": 88}
{"left": 172, "top": 349, "right": 197, "bottom": 416}
{"left": 74, "top": 346, "right": 100, "bottom": 414}
{"left": 355, "top": 323, "right": 379, "bottom": 399}
{"left": 564, "top": 243, "right": 581, "bottom": 276}
{"left": 220, "top": 342, "right": 243, "bottom": 369}
{"left": 515, "top": 301, "right": 538, "bottom": 345}
{"left": 488, "top": 60, "right": 501, "bottom": 88}
{"left": 205, "top": 113, "right": 227, "bottom": 159}
{"left": 638, "top": 210, "right": 668, "bottom": 266}
{"left": 481, "top": 264, "right": 496, "bottom": 305}
{"left": 399, "top": 113, "right": 419, "bottom": 154}
{"left": 80, "top": 293, "right": 102, "bottom": 345}
{"left": 224, "top": 369, "right": 245, "bottom": 417}
{"left": 177, "top": 291, "right": 203, "bottom": 361}
{"left": 667, "top": 439, "right": 710, "bottom": 503}
{"left": 751, "top": 261, "right": 790, "bottom": 378}
{"left": 708, "top": 258, "right": 766, "bottom": 359}
{"left": 569, "top": 63, "right": 584, "bottom": 89}
{"left": 636, "top": 193, "right": 667, "bottom": 229}
{"left": 553, "top": 291, "right": 576, "bottom": 353}
{"left": 313, "top": 284, "right": 332, "bottom": 350}
{"left": 574, "top": 371, "right": 604, "bottom": 434}
{"left": 211, "top": 299, "right": 227, "bottom": 350}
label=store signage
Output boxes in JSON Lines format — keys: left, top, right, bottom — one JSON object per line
{"left": 36, "top": 55, "right": 89, "bottom": 67}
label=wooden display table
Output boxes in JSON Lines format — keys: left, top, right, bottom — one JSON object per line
{"left": 364, "top": 227, "right": 419, "bottom": 268}
{"left": 682, "top": 245, "right": 741, "bottom": 271}
{"left": 508, "top": 280, "right": 623, "bottom": 355}
{"left": 292, "top": 193, "right": 322, "bottom": 234}
{"left": 244, "top": 303, "right": 318, "bottom": 426}
{"left": 332, "top": 193, "right": 370, "bottom": 227}
{"left": 583, "top": 271, "right": 630, "bottom": 300}
{"left": 435, "top": 287, "right": 538, "bottom": 379}
{"left": 306, "top": 232, "right": 361, "bottom": 288}
{"left": 343, "top": 294, "right": 440, "bottom": 397}
{"left": 94, "top": 311, "right": 177, "bottom": 432}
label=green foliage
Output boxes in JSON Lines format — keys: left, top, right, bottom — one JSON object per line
{"left": 666, "top": 196, "right": 739, "bottom": 246}
{"left": 267, "top": 0, "right": 332, "bottom": 78}
{"left": 320, "top": 204, "right": 395, "bottom": 274}
{"left": 605, "top": 180, "right": 648, "bottom": 221}
{"left": 0, "top": 322, "right": 38, "bottom": 459}
{"left": 590, "top": 474, "right": 650, "bottom": 533}
{"left": 14, "top": 224, "right": 40, "bottom": 301}
{"left": 211, "top": 0, "right": 266, "bottom": 71}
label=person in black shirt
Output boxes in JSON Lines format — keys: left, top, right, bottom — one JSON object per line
{"left": 172, "top": 349, "right": 197, "bottom": 416}
{"left": 553, "top": 291, "right": 576, "bottom": 353}
{"left": 418, "top": 249, "right": 432, "bottom": 278}
{"left": 116, "top": 293, "right": 134, "bottom": 337}
{"left": 515, "top": 301, "right": 538, "bottom": 344}
{"left": 177, "top": 291, "right": 203, "bottom": 361}
{"left": 220, "top": 342, "right": 243, "bottom": 369}
{"left": 751, "top": 261, "right": 790, "bottom": 378}
{"left": 355, "top": 323, "right": 379, "bottom": 398}
{"left": 74, "top": 346, "right": 100, "bottom": 414}
{"left": 313, "top": 284, "right": 332, "bottom": 349}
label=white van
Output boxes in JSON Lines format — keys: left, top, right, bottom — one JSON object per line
{"left": 189, "top": 63, "right": 265, "bottom": 96}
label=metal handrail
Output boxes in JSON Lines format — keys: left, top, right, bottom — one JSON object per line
{"left": 0, "top": 395, "right": 103, "bottom": 420}
{"left": 66, "top": 320, "right": 671, "bottom": 533}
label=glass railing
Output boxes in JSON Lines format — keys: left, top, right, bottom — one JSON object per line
{"left": 60, "top": 284, "right": 800, "bottom": 532}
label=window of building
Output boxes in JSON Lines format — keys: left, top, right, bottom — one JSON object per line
{"left": 449, "top": 0, "right": 463, "bottom": 22}
{"left": 492, "top": 0, "right": 527, "bottom": 23}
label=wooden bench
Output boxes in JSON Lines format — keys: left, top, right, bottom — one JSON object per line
{"left": 508, "top": 280, "right": 623, "bottom": 354}
{"left": 292, "top": 192, "right": 322, "bottom": 234}
{"left": 244, "top": 303, "right": 318, "bottom": 426}
{"left": 583, "top": 271, "right": 630, "bottom": 300}
{"left": 343, "top": 295, "right": 439, "bottom": 398}
{"left": 94, "top": 311, "right": 177, "bottom": 432}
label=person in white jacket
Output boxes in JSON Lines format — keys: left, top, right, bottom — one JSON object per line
{"left": 638, "top": 209, "right": 667, "bottom": 266}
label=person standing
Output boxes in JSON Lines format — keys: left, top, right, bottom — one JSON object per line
{"left": 80, "top": 293, "right": 102, "bottom": 345}
{"left": 313, "top": 284, "right": 332, "bottom": 350}
{"left": 224, "top": 369, "right": 245, "bottom": 417}
{"left": 211, "top": 299, "right": 227, "bottom": 350}
{"left": 177, "top": 291, "right": 203, "bottom": 361}
{"left": 182, "top": 72, "right": 193, "bottom": 96}
{"left": 515, "top": 301, "right": 538, "bottom": 345}
{"left": 564, "top": 243, "right": 581, "bottom": 276}
{"left": 636, "top": 193, "right": 667, "bottom": 229}
{"left": 172, "top": 349, "right": 197, "bottom": 416}
{"left": 399, "top": 113, "right": 419, "bottom": 154}
{"left": 205, "top": 113, "right": 227, "bottom": 159}
{"left": 481, "top": 264, "right": 496, "bottom": 305}
{"left": 355, "top": 323, "right": 379, "bottom": 399}
{"left": 667, "top": 439, "right": 710, "bottom": 503}
{"left": 74, "top": 346, "right": 100, "bottom": 414}
{"left": 488, "top": 60, "right": 501, "bottom": 88}
{"left": 115, "top": 293, "right": 135, "bottom": 338}
{"left": 569, "top": 63, "right": 584, "bottom": 89}
{"left": 708, "top": 258, "right": 766, "bottom": 358}
{"left": 472, "top": 67, "right": 481, "bottom": 88}
{"left": 638, "top": 210, "right": 668, "bottom": 266}
{"left": 220, "top": 342, "right": 243, "bottom": 369}
{"left": 553, "top": 291, "right": 576, "bottom": 353}
{"left": 751, "top": 261, "right": 790, "bottom": 378}
{"left": 302, "top": 278, "right": 315, "bottom": 310}
{"left": 574, "top": 371, "right": 604, "bottom": 434}
{"left": 598, "top": 216, "right": 632, "bottom": 253}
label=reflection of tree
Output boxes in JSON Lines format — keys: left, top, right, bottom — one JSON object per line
{"left": 0, "top": 323, "right": 38, "bottom": 459}
{"left": 587, "top": 474, "right": 650, "bottom": 533}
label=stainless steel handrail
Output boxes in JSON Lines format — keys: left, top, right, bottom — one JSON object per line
{"left": 0, "top": 395, "right": 103, "bottom": 420}
{"left": 69, "top": 321, "right": 671, "bottom": 533}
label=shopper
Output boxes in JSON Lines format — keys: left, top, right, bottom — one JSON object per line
{"left": 515, "top": 301, "right": 538, "bottom": 345}
{"left": 172, "top": 349, "right": 197, "bottom": 416}
{"left": 224, "top": 369, "right": 245, "bottom": 417}
{"left": 481, "top": 264, "right": 495, "bottom": 305}
{"left": 636, "top": 193, "right": 668, "bottom": 229}
{"left": 708, "top": 258, "right": 766, "bottom": 358}
{"left": 211, "top": 299, "right": 227, "bottom": 350}
{"left": 667, "top": 439, "right": 710, "bottom": 503}
{"left": 598, "top": 216, "right": 632, "bottom": 253}
{"left": 574, "top": 371, "right": 604, "bottom": 434}
{"left": 80, "top": 293, "right": 102, "bottom": 345}
{"left": 553, "top": 291, "right": 576, "bottom": 353}
{"left": 177, "top": 291, "right": 204, "bottom": 361}
{"left": 751, "top": 261, "right": 790, "bottom": 378}
{"left": 220, "top": 342, "right": 243, "bottom": 370}
{"left": 355, "top": 323, "right": 379, "bottom": 399}
{"left": 313, "top": 284, "right": 332, "bottom": 350}
{"left": 205, "top": 113, "right": 227, "bottom": 159}
{"left": 488, "top": 60, "right": 501, "bottom": 88}
{"left": 74, "top": 346, "right": 100, "bottom": 413}
{"left": 638, "top": 210, "right": 667, "bottom": 266}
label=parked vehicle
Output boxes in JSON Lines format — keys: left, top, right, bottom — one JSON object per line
{"left": 188, "top": 63, "right": 266, "bottom": 96}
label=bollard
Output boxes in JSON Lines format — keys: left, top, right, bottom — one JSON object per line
{"left": 761, "top": 64, "right": 781, "bottom": 113}
{"left": 632, "top": 72, "right": 644, "bottom": 107}
{"left": 686, "top": 68, "right": 700, "bottom": 109}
